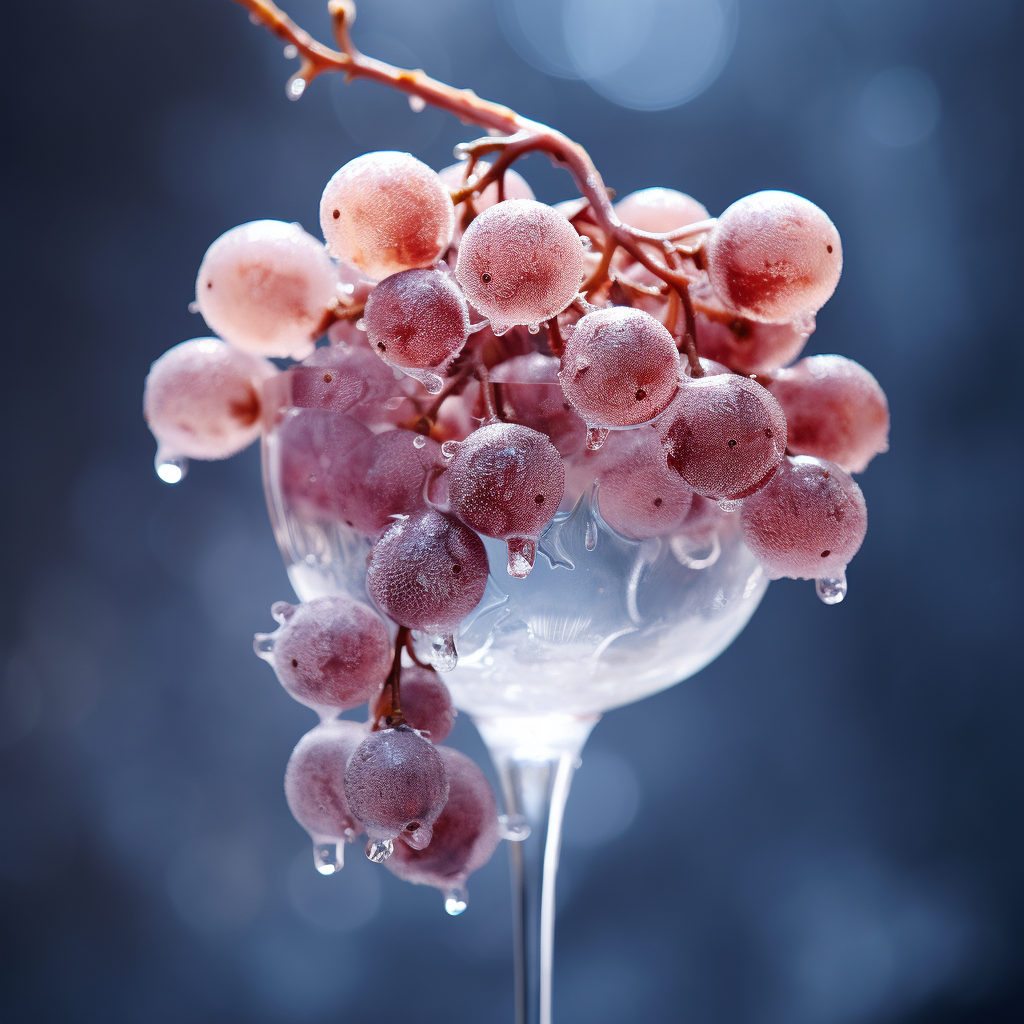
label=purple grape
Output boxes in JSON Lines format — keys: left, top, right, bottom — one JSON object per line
{"left": 345, "top": 725, "right": 450, "bottom": 849}
{"left": 446, "top": 422, "right": 565, "bottom": 577}
{"left": 254, "top": 596, "right": 392, "bottom": 716}
{"left": 379, "top": 664, "right": 457, "bottom": 743}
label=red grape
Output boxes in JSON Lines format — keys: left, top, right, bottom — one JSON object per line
{"left": 378, "top": 664, "right": 457, "bottom": 743}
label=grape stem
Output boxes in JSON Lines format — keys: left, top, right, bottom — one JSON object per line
{"left": 231, "top": 0, "right": 715, "bottom": 357}
{"left": 374, "top": 625, "right": 409, "bottom": 728}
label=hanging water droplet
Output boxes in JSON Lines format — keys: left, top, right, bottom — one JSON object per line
{"left": 253, "top": 632, "right": 276, "bottom": 658}
{"left": 585, "top": 518, "right": 598, "bottom": 551}
{"left": 441, "top": 439, "right": 460, "bottom": 459}
{"left": 365, "top": 838, "right": 394, "bottom": 863}
{"left": 313, "top": 841, "right": 344, "bottom": 874}
{"left": 155, "top": 452, "right": 187, "bottom": 484}
{"left": 412, "top": 434, "right": 428, "bottom": 449}
{"left": 355, "top": 318, "right": 367, "bottom": 331}
{"left": 287, "top": 75, "right": 306, "bottom": 100}
{"left": 718, "top": 498, "right": 742, "bottom": 512}
{"left": 187, "top": 300, "right": 199, "bottom": 314}
{"left": 408, "top": 94, "right": 426, "bottom": 112}
{"left": 490, "top": 322, "right": 511, "bottom": 337}
{"left": 527, "top": 323, "right": 540, "bottom": 335}
{"left": 431, "top": 633, "right": 458, "bottom": 672}
{"left": 444, "top": 887, "right": 468, "bottom": 916}
{"left": 497, "top": 814, "right": 531, "bottom": 841}
{"left": 405, "top": 367, "right": 444, "bottom": 394}
{"left": 506, "top": 536, "right": 537, "bottom": 578}
{"left": 586, "top": 426, "right": 609, "bottom": 451}
{"left": 283, "top": 44, "right": 298, "bottom": 59}
{"left": 815, "top": 574, "right": 847, "bottom": 605}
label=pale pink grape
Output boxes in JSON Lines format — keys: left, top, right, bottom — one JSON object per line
{"left": 195, "top": 220, "right": 339, "bottom": 358}
{"left": 766, "top": 355, "right": 890, "bottom": 473}
{"left": 254, "top": 596, "right": 391, "bottom": 716}
{"left": 614, "top": 187, "right": 710, "bottom": 235}
{"left": 143, "top": 338, "right": 275, "bottom": 462}
{"left": 706, "top": 191, "right": 842, "bottom": 322}
{"left": 320, "top": 152, "right": 455, "bottom": 280}
{"left": 455, "top": 199, "right": 585, "bottom": 335}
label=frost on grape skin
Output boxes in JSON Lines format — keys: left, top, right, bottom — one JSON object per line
{"left": 366, "top": 510, "right": 489, "bottom": 634}
{"left": 659, "top": 374, "right": 788, "bottom": 501}
{"left": 767, "top": 355, "right": 890, "bottom": 473}
{"left": 455, "top": 199, "right": 585, "bottom": 336}
{"left": 143, "top": 338, "right": 275, "bottom": 462}
{"left": 740, "top": 455, "right": 867, "bottom": 581}
{"left": 285, "top": 719, "right": 369, "bottom": 846}
{"left": 376, "top": 664, "right": 457, "bottom": 743}
{"left": 320, "top": 151, "right": 455, "bottom": 281}
{"left": 706, "top": 191, "right": 843, "bottom": 323}
{"left": 559, "top": 306, "right": 680, "bottom": 428}
{"left": 344, "top": 725, "right": 451, "bottom": 848}
{"left": 254, "top": 595, "right": 392, "bottom": 716}
{"left": 386, "top": 746, "right": 500, "bottom": 901}
{"left": 195, "top": 220, "right": 339, "bottom": 359}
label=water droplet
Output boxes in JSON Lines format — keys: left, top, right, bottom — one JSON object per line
{"left": 444, "top": 887, "right": 468, "bottom": 916}
{"left": 441, "top": 439, "right": 460, "bottom": 459}
{"left": 585, "top": 518, "right": 598, "bottom": 551}
{"left": 365, "top": 839, "right": 394, "bottom": 863}
{"left": 249, "top": 12, "right": 260, "bottom": 23}
{"left": 815, "top": 574, "right": 847, "bottom": 605}
{"left": 313, "top": 841, "right": 344, "bottom": 874}
{"left": 506, "top": 536, "right": 537, "bottom": 578}
{"left": 403, "top": 823, "right": 433, "bottom": 850}
{"left": 527, "top": 323, "right": 540, "bottom": 335}
{"left": 490, "top": 322, "right": 511, "bottom": 337}
{"left": 497, "top": 814, "right": 530, "bottom": 841}
{"left": 155, "top": 452, "right": 187, "bottom": 484}
{"left": 412, "top": 434, "right": 427, "bottom": 449}
{"left": 431, "top": 633, "right": 458, "bottom": 672}
{"left": 287, "top": 75, "right": 306, "bottom": 100}
{"left": 408, "top": 94, "right": 426, "bottom": 112}
{"left": 253, "top": 633, "right": 275, "bottom": 659}
{"left": 187, "top": 300, "right": 199, "bottom": 314}
{"left": 406, "top": 367, "right": 444, "bottom": 394}
{"left": 355, "top": 318, "right": 367, "bottom": 331}
{"left": 718, "top": 498, "right": 742, "bottom": 512}
{"left": 580, "top": 235, "right": 593, "bottom": 252}
{"left": 586, "top": 426, "right": 609, "bottom": 451}
{"left": 283, "top": 44, "right": 298, "bottom": 59}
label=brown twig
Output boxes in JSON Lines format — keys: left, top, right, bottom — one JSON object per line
{"left": 373, "top": 626, "right": 409, "bottom": 728}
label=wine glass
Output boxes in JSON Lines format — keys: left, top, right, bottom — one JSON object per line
{"left": 260, "top": 359, "right": 767, "bottom": 1024}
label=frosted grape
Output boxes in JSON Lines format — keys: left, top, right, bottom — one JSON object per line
{"left": 706, "top": 191, "right": 842, "bottom": 322}
{"left": 659, "top": 374, "right": 788, "bottom": 500}
{"left": 446, "top": 422, "right": 565, "bottom": 577}
{"left": 455, "top": 199, "right": 585, "bottom": 335}
{"left": 345, "top": 725, "right": 450, "bottom": 850}
{"left": 285, "top": 719, "right": 369, "bottom": 870}
{"left": 613, "top": 187, "right": 710, "bottom": 235}
{"left": 438, "top": 159, "right": 534, "bottom": 213}
{"left": 597, "top": 432, "right": 694, "bottom": 540}
{"left": 143, "top": 338, "right": 274, "bottom": 467}
{"left": 362, "top": 268, "right": 470, "bottom": 391}
{"left": 488, "top": 354, "right": 587, "bottom": 457}
{"left": 741, "top": 456, "right": 867, "bottom": 588}
{"left": 194, "top": 220, "right": 339, "bottom": 358}
{"left": 766, "top": 355, "right": 890, "bottom": 473}
{"left": 254, "top": 596, "right": 391, "bottom": 716}
{"left": 320, "top": 151, "right": 455, "bottom": 281}
{"left": 366, "top": 510, "right": 489, "bottom": 642}
{"left": 379, "top": 664, "right": 457, "bottom": 743}
{"left": 558, "top": 306, "right": 680, "bottom": 428}
{"left": 385, "top": 746, "right": 499, "bottom": 907}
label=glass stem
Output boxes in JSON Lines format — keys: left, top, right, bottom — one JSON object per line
{"left": 475, "top": 714, "right": 599, "bottom": 1024}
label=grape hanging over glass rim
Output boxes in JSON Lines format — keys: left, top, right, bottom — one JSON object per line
{"left": 142, "top": 2, "right": 890, "bottom": 1022}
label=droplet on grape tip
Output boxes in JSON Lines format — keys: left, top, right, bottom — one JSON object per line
{"left": 355, "top": 318, "right": 367, "bottom": 331}
{"left": 444, "top": 887, "right": 469, "bottom": 916}
{"left": 287, "top": 75, "right": 306, "bottom": 100}
{"left": 412, "top": 434, "right": 428, "bottom": 449}
{"left": 313, "top": 841, "right": 344, "bottom": 874}
{"left": 187, "top": 300, "right": 199, "bottom": 314}
{"left": 580, "top": 236, "right": 593, "bottom": 252}
{"left": 527, "top": 323, "right": 540, "bottom": 335}
{"left": 718, "top": 498, "right": 743, "bottom": 513}
{"left": 365, "top": 839, "right": 394, "bottom": 863}
{"left": 497, "top": 814, "right": 531, "bottom": 841}
{"left": 815, "top": 574, "right": 847, "bottom": 605}
{"left": 586, "top": 426, "right": 609, "bottom": 451}
{"left": 155, "top": 452, "right": 187, "bottom": 484}
{"left": 253, "top": 633, "right": 275, "bottom": 658}
{"left": 441, "top": 439, "right": 460, "bottom": 459}
{"left": 506, "top": 536, "right": 537, "bottom": 578}
{"left": 283, "top": 44, "right": 298, "bottom": 59}
{"left": 431, "top": 633, "right": 458, "bottom": 672}
{"left": 585, "top": 518, "right": 598, "bottom": 551}
{"left": 406, "top": 367, "right": 445, "bottom": 395}
{"left": 408, "top": 94, "right": 426, "bottom": 112}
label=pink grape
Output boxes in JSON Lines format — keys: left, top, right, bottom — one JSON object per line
{"left": 488, "top": 354, "right": 587, "bottom": 457}
{"left": 766, "top": 355, "right": 890, "bottom": 473}
{"left": 194, "top": 220, "right": 339, "bottom": 358}
{"left": 706, "top": 191, "right": 843, "bottom": 322}
{"left": 741, "top": 455, "right": 867, "bottom": 581}
{"left": 597, "top": 431, "right": 694, "bottom": 539}
{"left": 320, "top": 151, "right": 455, "bottom": 281}
{"left": 345, "top": 725, "right": 450, "bottom": 849}
{"left": 386, "top": 746, "right": 499, "bottom": 904}
{"left": 144, "top": 338, "right": 275, "bottom": 462}
{"left": 446, "top": 422, "right": 565, "bottom": 577}
{"left": 362, "top": 268, "right": 470, "bottom": 388}
{"left": 455, "top": 199, "right": 585, "bottom": 335}
{"left": 558, "top": 306, "right": 680, "bottom": 428}
{"left": 437, "top": 159, "right": 534, "bottom": 213}
{"left": 285, "top": 719, "right": 368, "bottom": 846}
{"left": 366, "top": 510, "right": 489, "bottom": 635}
{"left": 659, "top": 374, "right": 788, "bottom": 500}
{"left": 613, "top": 187, "right": 710, "bottom": 235}
{"left": 254, "top": 596, "right": 391, "bottom": 716}
{"left": 380, "top": 664, "right": 457, "bottom": 743}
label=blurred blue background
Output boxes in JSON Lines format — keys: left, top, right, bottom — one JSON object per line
{"left": 2, "top": 0, "right": 1022, "bottom": 1021}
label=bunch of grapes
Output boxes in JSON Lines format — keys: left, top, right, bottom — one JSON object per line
{"left": 142, "top": 0, "right": 889, "bottom": 906}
